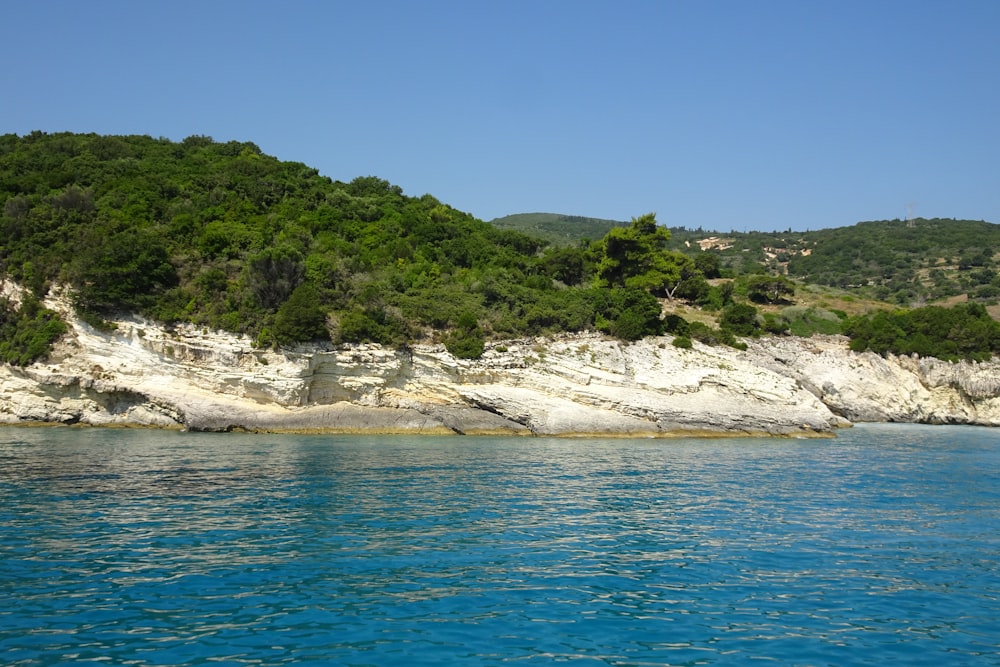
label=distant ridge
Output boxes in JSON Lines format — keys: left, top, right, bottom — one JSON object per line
{"left": 491, "top": 213, "right": 1000, "bottom": 309}
{"left": 489, "top": 213, "right": 627, "bottom": 246}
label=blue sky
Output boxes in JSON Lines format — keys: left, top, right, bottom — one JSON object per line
{"left": 3, "top": 1, "right": 998, "bottom": 232}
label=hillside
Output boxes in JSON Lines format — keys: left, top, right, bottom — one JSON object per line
{"left": 494, "top": 213, "right": 1000, "bottom": 308}
{"left": 0, "top": 132, "right": 682, "bottom": 362}
{"left": 2, "top": 132, "right": 999, "bottom": 368}
{"left": 489, "top": 213, "right": 626, "bottom": 246}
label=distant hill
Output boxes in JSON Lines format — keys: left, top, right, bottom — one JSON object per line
{"left": 489, "top": 213, "right": 627, "bottom": 246}
{"left": 493, "top": 213, "right": 1000, "bottom": 308}
{"left": 670, "top": 218, "right": 1000, "bottom": 305}
{"left": 785, "top": 218, "right": 1000, "bottom": 304}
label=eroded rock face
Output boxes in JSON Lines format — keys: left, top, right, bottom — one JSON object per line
{"left": 743, "top": 337, "right": 1000, "bottom": 426}
{"left": 1, "top": 291, "right": 998, "bottom": 435}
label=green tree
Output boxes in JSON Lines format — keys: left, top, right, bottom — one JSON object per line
{"left": 746, "top": 275, "right": 795, "bottom": 304}
{"left": 542, "top": 245, "right": 588, "bottom": 286}
{"left": 272, "top": 283, "right": 328, "bottom": 344}
{"left": 670, "top": 259, "right": 710, "bottom": 302}
{"left": 73, "top": 228, "right": 178, "bottom": 314}
{"left": 444, "top": 311, "right": 486, "bottom": 359}
{"left": 719, "top": 302, "right": 760, "bottom": 337}
{"left": 693, "top": 251, "right": 722, "bottom": 279}
{"left": 594, "top": 213, "right": 687, "bottom": 296}
{"left": 245, "top": 245, "right": 305, "bottom": 311}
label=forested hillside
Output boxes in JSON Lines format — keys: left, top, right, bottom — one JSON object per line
{"left": 490, "top": 213, "right": 625, "bottom": 246}
{"left": 0, "top": 132, "right": 707, "bottom": 362}
{"left": 785, "top": 219, "right": 1000, "bottom": 304}
{"left": 2, "top": 132, "right": 999, "bottom": 366}
{"left": 496, "top": 214, "right": 1000, "bottom": 307}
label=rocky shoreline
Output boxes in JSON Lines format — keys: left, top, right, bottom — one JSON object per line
{"left": 2, "top": 293, "right": 999, "bottom": 436}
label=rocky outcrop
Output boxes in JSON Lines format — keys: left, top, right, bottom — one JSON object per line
{"left": 743, "top": 336, "right": 1000, "bottom": 426}
{"left": 1, "top": 289, "right": 998, "bottom": 435}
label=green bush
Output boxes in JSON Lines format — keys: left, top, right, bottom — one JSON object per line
{"left": 272, "top": 283, "right": 328, "bottom": 344}
{"left": 594, "top": 287, "right": 664, "bottom": 340}
{"left": 445, "top": 330, "right": 485, "bottom": 359}
{"left": 672, "top": 335, "right": 693, "bottom": 349}
{"left": 444, "top": 311, "right": 485, "bottom": 359}
{"left": 780, "top": 306, "right": 843, "bottom": 337}
{"left": 337, "top": 308, "right": 409, "bottom": 346}
{"left": 762, "top": 313, "right": 789, "bottom": 335}
{"left": 0, "top": 295, "right": 67, "bottom": 366}
{"left": 719, "top": 302, "right": 760, "bottom": 337}
{"left": 663, "top": 313, "right": 690, "bottom": 336}
{"left": 609, "top": 308, "right": 653, "bottom": 341}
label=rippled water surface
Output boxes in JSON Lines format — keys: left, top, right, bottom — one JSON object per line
{"left": 1, "top": 424, "right": 998, "bottom": 665}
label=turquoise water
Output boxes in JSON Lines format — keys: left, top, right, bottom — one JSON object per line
{"left": 1, "top": 424, "right": 998, "bottom": 666}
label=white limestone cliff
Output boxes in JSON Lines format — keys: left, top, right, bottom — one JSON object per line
{"left": 1, "top": 286, "right": 998, "bottom": 435}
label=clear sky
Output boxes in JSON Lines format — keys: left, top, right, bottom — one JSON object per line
{"left": 3, "top": 0, "right": 998, "bottom": 232}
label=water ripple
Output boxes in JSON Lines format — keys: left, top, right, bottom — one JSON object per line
{"left": 1, "top": 424, "right": 999, "bottom": 665}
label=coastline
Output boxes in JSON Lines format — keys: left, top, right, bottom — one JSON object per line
{"left": 2, "top": 298, "right": 998, "bottom": 436}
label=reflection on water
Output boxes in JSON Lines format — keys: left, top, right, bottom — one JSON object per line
{"left": 1, "top": 424, "right": 998, "bottom": 665}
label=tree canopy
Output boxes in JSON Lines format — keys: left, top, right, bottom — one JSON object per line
{"left": 0, "top": 133, "right": 686, "bottom": 357}
{"left": 594, "top": 213, "right": 686, "bottom": 294}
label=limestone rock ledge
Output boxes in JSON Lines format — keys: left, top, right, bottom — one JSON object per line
{"left": 743, "top": 336, "right": 1000, "bottom": 426}
{"left": 1, "top": 300, "right": 998, "bottom": 435}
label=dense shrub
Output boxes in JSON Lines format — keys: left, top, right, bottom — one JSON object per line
{"left": 593, "top": 288, "right": 665, "bottom": 341}
{"left": 444, "top": 312, "right": 486, "bottom": 359}
{"left": 336, "top": 308, "right": 410, "bottom": 346}
{"left": 687, "top": 321, "right": 743, "bottom": 349}
{"left": 779, "top": 306, "right": 844, "bottom": 337}
{"left": 663, "top": 313, "right": 691, "bottom": 336}
{"left": 272, "top": 283, "right": 328, "bottom": 344}
{"left": 844, "top": 303, "right": 1000, "bottom": 361}
{"left": 0, "top": 295, "right": 67, "bottom": 366}
{"left": 719, "top": 302, "right": 760, "bottom": 337}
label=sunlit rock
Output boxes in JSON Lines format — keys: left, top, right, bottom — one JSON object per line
{"left": 1, "top": 290, "right": 998, "bottom": 434}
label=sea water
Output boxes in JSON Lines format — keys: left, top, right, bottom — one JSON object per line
{"left": 0, "top": 423, "right": 998, "bottom": 666}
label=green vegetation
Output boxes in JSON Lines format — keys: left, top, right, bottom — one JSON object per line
{"left": 844, "top": 303, "right": 1000, "bottom": 362}
{"left": 746, "top": 275, "right": 795, "bottom": 304}
{"left": 785, "top": 219, "right": 1000, "bottom": 305}
{"left": 719, "top": 302, "right": 761, "bottom": 337}
{"left": 0, "top": 294, "right": 66, "bottom": 366}
{"left": 498, "top": 214, "right": 1000, "bottom": 308}
{"left": 490, "top": 213, "right": 625, "bottom": 246}
{"left": 777, "top": 306, "right": 845, "bottom": 337}
{"left": 444, "top": 312, "right": 485, "bottom": 359}
{"left": 672, "top": 335, "right": 693, "bottom": 349}
{"left": 1, "top": 131, "right": 998, "bottom": 365}
{"left": 0, "top": 133, "right": 703, "bottom": 359}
